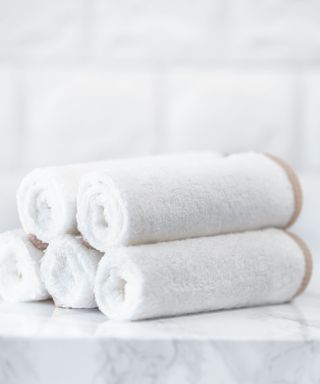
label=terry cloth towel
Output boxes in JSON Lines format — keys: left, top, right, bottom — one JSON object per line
{"left": 94, "top": 229, "right": 312, "bottom": 321}
{"left": 78, "top": 152, "right": 302, "bottom": 251}
{"left": 17, "top": 152, "right": 220, "bottom": 243}
{"left": 17, "top": 162, "right": 110, "bottom": 243}
{"left": 40, "top": 235, "right": 103, "bottom": 308}
{"left": 0, "top": 229, "right": 49, "bottom": 302}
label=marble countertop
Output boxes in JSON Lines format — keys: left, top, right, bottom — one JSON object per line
{"left": 1, "top": 287, "right": 320, "bottom": 384}
{"left": 0, "top": 289, "right": 320, "bottom": 342}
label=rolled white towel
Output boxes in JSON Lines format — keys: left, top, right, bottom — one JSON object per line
{"left": 78, "top": 152, "right": 302, "bottom": 251}
{"left": 17, "top": 162, "right": 107, "bottom": 243}
{"left": 40, "top": 235, "right": 103, "bottom": 308}
{"left": 95, "top": 229, "right": 312, "bottom": 320}
{"left": 17, "top": 152, "right": 219, "bottom": 243}
{"left": 0, "top": 230, "right": 49, "bottom": 302}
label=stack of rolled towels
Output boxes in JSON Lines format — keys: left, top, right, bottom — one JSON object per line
{"left": 0, "top": 152, "right": 312, "bottom": 320}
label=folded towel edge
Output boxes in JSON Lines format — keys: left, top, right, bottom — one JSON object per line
{"left": 265, "top": 153, "right": 303, "bottom": 228}
{"left": 286, "top": 231, "right": 313, "bottom": 298}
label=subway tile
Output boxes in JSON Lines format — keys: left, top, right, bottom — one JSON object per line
{"left": 163, "top": 70, "right": 298, "bottom": 164}
{"left": 92, "top": 0, "right": 228, "bottom": 63}
{"left": 0, "top": 171, "right": 23, "bottom": 231}
{"left": 23, "top": 67, "right": 157, "bottom": 167}
{"left": 0, "top": 0, "right": 83, "bottom": 59}
{"left": 229, "top": 0, "right": 320, "bottom": 62}
{"left": 0, "top": 66, "right": 17, "bottom": 169}
{"left": 302, "top": 72, "right": 320, "bottom": 169}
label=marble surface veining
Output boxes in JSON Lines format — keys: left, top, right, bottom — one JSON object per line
{"left": 0, "top": 288, "right": 320, "bottom": 384}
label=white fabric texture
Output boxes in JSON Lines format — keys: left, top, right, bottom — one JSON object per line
{"left": 40, "top": 235, "right": 103, "bottom": 308}
{"left": 95, "top": 229, "right": 309, "bottom": 320}
{"left": 17, "top": 162, "right": 109, "bottom": 243}
{"left": 0, "top": 229, "right": 49, "bottom": 302}
{"left": 17, "top": 152, "right": 219, "bottom": 243}
{"left": 78, "top": 152, "right": 298, "bottom": 251}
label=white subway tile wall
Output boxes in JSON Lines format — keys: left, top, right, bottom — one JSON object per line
{"left": 24, "top": 67, "right": 157, "bottom": 167}
{"left": 163, "top": 70, "right": 297, "bottom": 162}
{"left": 92, "top": 0, "right": 228, "bottom": 63}
{"left": 0, "top": 171, "right": 22, "bottom": 231}
{"left": 229, "top": 0, "right": 320, "bottom": 63}
{"left": 0, "top": 0, "right": 319, "bottom": 175}
{"left": 0, "top": 0, "right": 84, "bottom": 60}
{"left": 0, "top": 66, "right": 17, "bottom": 169}
{"left": 303, "top": 72, "right": 320, "bottom": 169}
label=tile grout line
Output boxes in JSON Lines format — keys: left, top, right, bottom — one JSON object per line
{"left": 6, "top": 56, "right": 320, "bottom": 72}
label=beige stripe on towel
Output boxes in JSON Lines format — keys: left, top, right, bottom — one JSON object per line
{"left": 28, "top": 234, "right": 48, "bottom": 251}
{"left": 265, "top": 154, "right": 303, "bottom": 227}
{"left": 286, "top": 231, "right": 313, "bottom": 297}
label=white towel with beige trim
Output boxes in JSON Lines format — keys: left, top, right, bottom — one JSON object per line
{"left": 17, "top": 152, "right": 220, "bottom": 243}
{"left": 0, "top": 229, "right": 49, "bottom": 302}
{"left": 78, "top": 152, "right": 302, "bottom": 251}
{"left": 95, "top": 229, "right": 312, "bottom": 320}
{"left": 40, "top": 235, "right": 103, "bottom": 308}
